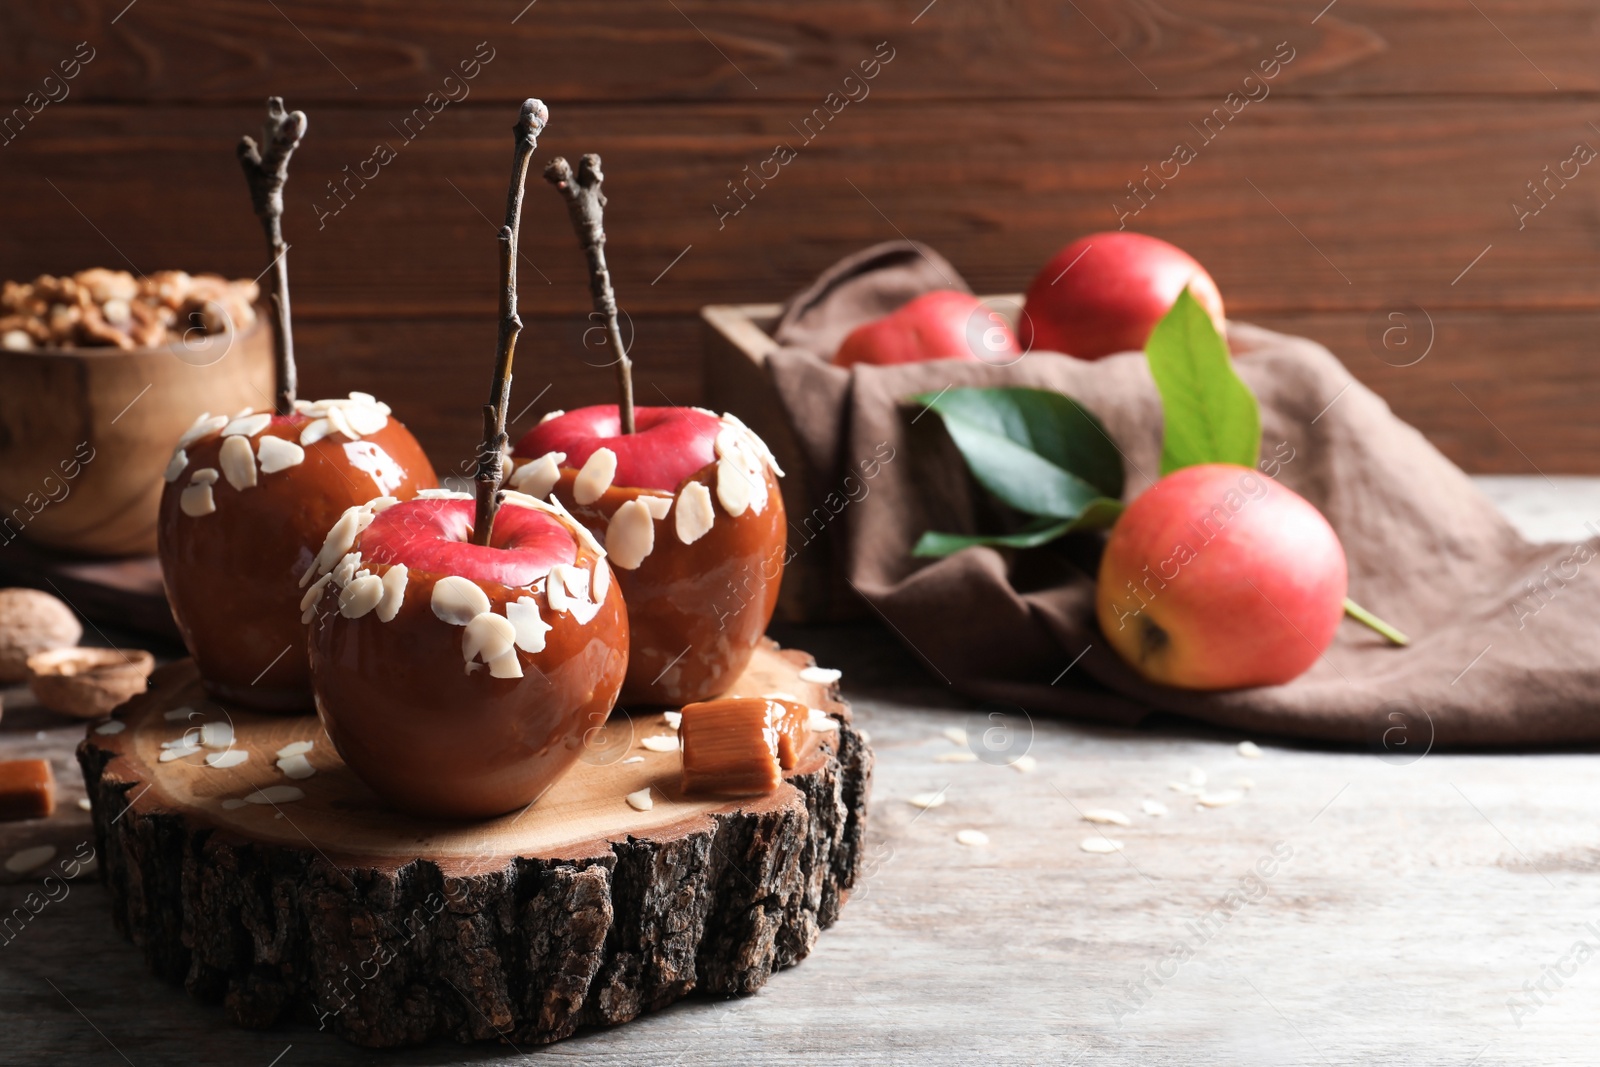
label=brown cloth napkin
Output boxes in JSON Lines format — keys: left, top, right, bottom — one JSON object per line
{"left": 766, "top": 241, "right": 1598, "bottom": 748}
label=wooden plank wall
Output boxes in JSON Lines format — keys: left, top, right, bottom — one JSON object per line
{"left": 2, "top": 2, "right": 1597, "bottom": 472}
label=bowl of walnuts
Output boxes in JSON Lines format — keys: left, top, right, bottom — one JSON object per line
{"left": 0, "top": 268, "right": 273, "bottom": 556}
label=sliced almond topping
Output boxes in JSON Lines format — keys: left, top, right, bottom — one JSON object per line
{"left": 910, "top": 791, "right": 946, "bottom": 810}
{"left": 941, "top": 727, "right": 968, "bottom": 745}
{"left": 934, "top": 751, "right": 977, "bottom": 764}
{"left": 256, "top": 434, "right": 305, "bottom": 473}
{"left": 639, "top": 494, "right": 672, "bottom": 521}
{"left": 1010, "top": 755, "right": 1037, "bottom": 773}
{"left": 339, "top": 574, "right": 384, "bottom": 618}
{"left": 1238, "top": 740, "right": 1263, "bottom": 759}
{"left": 573, "top": 447, "right": 618, "bottom": 504}
{"left": 277, "top": 753, "right": 316, "bottom": 780}
{"left": 1082, "top": 808, "right": 1132, "bottom": 827}
{"left": 376, "top": 564, "right": 408, "bottom": 622}
{"left": 674, "top": 481, "right": 716, "bottom": 545}
{"left": 1197, "top": 790, "right": 1245, "bottom": 808}
{"left": 304, "top": 506, "right": 375, "bottom": 585}
{"left": 508, "top": 451, "right": 565, "bottom": 500}
{"left": 538, "top": 408, "right": 565, "bottom": 424}
{"left": 205, "top": 750, "right": 248, "bottom": 769}
{"left": 799, "top": 666, "right": 842, "bottom": 685}
{"left": 367, "top": 495, "right": 400, "bottom": 512}
{"left": 344, "top": 404, "right": 388, "bottom": 436}
{"left": 299, "top": 573, "right": 332, "bottom": 615}
{"left": 416, "top": 488, "right": 473, "bottom": 500}
{"left": 178, "top": 413, "right": 228, "bottom": 449}
{"left": 721, "top": 412, "right": 784, "bottom": 476}
{"left": 325, "top": 403, "right": 357, "bottom": 440}
{"left": 543, "top": 494, "right": 606, "bottom": 558}
{"left": 544, "top": 564, "right": 601, "bottom": 623}
{"left": 163, "top": 448, "right": 188, "bottom": 483}
{"left": 276, "top": 740, "right": 314, "bottom": 759}
{"left": 663, "top": 711, "right": 682, "bottom": 730}
{"left": 1081, "top": 837, "right": 1124, "bottom": 854}
{"left": 506, "top": 596, "right": 551, "bottom": 653}
{"left": 591, "top": 561, "right": 611, "bottom": 603}
{"left": 463, "top": 612, "right": 520, "bottom": 677}
{"left": 245, "top": 785, "right": 304, "bottom": 805}
{"left": 715, "top": 457, "right": 752, "bottom": 516}
{"left": 199, "top": 722, "right": 233, "bottom": 749}
{"left": 605, "top": 498, "right": 655, "bottom": 570}
{"left": 159, "top": 744, "right": 200, "bottom": 762}
{"left": 432, "top": 576, "right": 491, "bottom": 625}
{"left": 332, "top": 552, "right": 362, "bottom": 588}
{"left": 299, "top": 417, "right": 333, "bottom": 447}
{"left": 94, "top": 721, "right": 126, "bottom": 736}
{"left": 218, "top": 434, "right": 257, "bottom": 491}
{"left": 956, "top": 829, "right": 989, "bottom": 847}
{"left": 1142, "top": 799, "right": 1168, "bottom": 817}
{"left": 640, "top": 735, "right": 679, "bottom": 753}
{"left": 625, "top": 788, "right": 654, "bottom": 812}
{"left": 222, "top": 412, "right": 272, "bottom": 438}
{"left": 190, "top": 467, "right": 220, "bottom": 486}
{"left": 179, "top": 480, "right": 216, "bottom": 517}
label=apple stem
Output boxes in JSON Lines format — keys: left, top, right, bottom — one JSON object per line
{"left": 544, "top": 154, "right": 635, "bottom": 435}
{"left": 1344, "top": 597, "right": 1409, "bottom": 646}
{"left": 471, "top": 98, "right": 549, "bottom": 549}
{"left": 236, "top": 97, "right": 307, "bottom": 416}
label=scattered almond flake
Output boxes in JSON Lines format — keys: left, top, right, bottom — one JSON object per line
{"left": 1235, "top": 777, "right": 1256, "bottom": 791}
{"left": 432, "top": 575, "right": 491, "bottom": 625}
{"left": 605, "top": 498, "right": 656, "bottom": 570}
{"left": 375, "top": 563, "right": 408, "bottom": 622}
{"left": 507, "top": 450, "right": 566, "bottom": 500}
{"left": 220, "top": 798, "right": 249, "bottom": 810}
{"left": 1187, "top": 767, "right": 1207, "bottom": 786}
{"left": 621, "top": 756, "right": 644, "bottom": 765}
{"left": 573, "top": 447, "right": 618, "bottom": 504}
{"left": 257, "top": 434, "right": 305, "bottom": 474}
{"left": 179, "top": 478, "right": 216, "bottom": 517}
{"left": 5, "top": 844, "right": 57, "bottom": 874}
{"left": 808, "top": 710, "right": 840, "bottom": 732}
{"left": 339, "top": 573, "right": 385, "bottom": 618}
{"left": 506, "top": 596, "right": 552, "bottom": 654}
{"left": 799, "top": 666, "right": 842, "bottom": 685}
{"left": 640, "top": 735, "right": 679, "bottom": 753}
{"left": 721, "top": 412, "right": 784, "bottom": 476}
{"left": 344, "top": 404, "right": 388, "bottom": 436}
{"left": 199, "top": 722, "right": 233, "bottom": 749}
{"left": 276, "top": 741, "right": 314, "bottom": 759}
{"left": 544, "top": 564, "right": 601, "bottom": 624}
{"left": 222, "top": 412, "right": 272, "bottom": 438}
{"left": 366, "top": 494, "right": 399, "bottom": 512}
{"left": 163, "top": 706, "right": 198, "bottom": 722}
{"left": 331, "top": 551, "right": 362, "bottom": 588}
{"left": 94, "top": 720, "right": 126, "bottom": 735}
{"left": 940, "top": 727, "right": 968, "bottom": 746}
{"left": 1010, "top": 755, "right": 1037, "bottom": 773}
{"left": 304, "top": 505, "right": 375, "bottom": 585}
{"left": 299, "top": 417, "right": 333, "bottom": 447}
{"left": 956, "top": 829, "right": 989, "bottom": 847}
{"left": 1197, "top": 790, "right": 1245, "bottom": 808}
{"left": 463, "top": 612, "right": 521, "bottom": 678}
{"left": 715, "top": 457, "right": 753, "bottom": 516}
{"left": 663, "top": 711, "right": 682, "bottom": 730}
{"left": 639, "top": 494, "right": 672, "bottom": 521}
{"left": 205, "top": 750, "right": 248, "bottom": 769}
{"left": 909, "top": 792, "right": 946, "bottom": 810}
{"left": 218, "top": 434, "right": 258, "bottom": 490}
{"left": 245, "top": 785, "right": 304, "bottom": 805}
{"left": 591, "top": 561, "right": 610, "bottom": 603}
{"left": 163, "top": 448, "right": 188, "bottom": 482}
{"left": 1237, "top": 740, "right": 1263, "bottom": 759}
{"left": 325, "top": 403, "right": 357, "bottom": 440}
{"left": 1142, "top": 799, "right": 1168, "bottom": 817}
{"left": 1081, "top": 837, "right": 1124, "bottom": 854}
{"left": 1082, "top": 808, "right": 1132, "bottom": 827}
{"left": 539, "top": 408, "right": 565, "bottom": 424}
{"left": 625, "top": 788, "right": 654, "bottom": 812}
{"left": 277, "top": 753, "right": 315, "bottom": 780}
{"left": 934, "top": 751, "right": 977, "bottom": 764}
{"left": 177, "top": 412, "right": 228, "bottom": 449}
{"left": 162, "top": 735, "right": 199, "bottom": 749}
{"left": 674, "top": 481, "right": 716, "bottom": 544}
{"left": 159, "top": 744, "right": 201, "bottom": 762}
{"left": 76, "top": 797, "right": 92, "bottom": 811}
{"left": 1168, "top": 781, "right": 1200, "bottom": 795}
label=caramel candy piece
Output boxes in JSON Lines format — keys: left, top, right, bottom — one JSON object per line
{"left": 0, "top": 759, "right": 56, "bottom": 821}
{"left": 679, "top": 697, "right": 809, "bottom": 798}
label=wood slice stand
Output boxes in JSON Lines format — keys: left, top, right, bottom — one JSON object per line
{"left": 76, "top": 641, "right": 872, "bottom": 1048}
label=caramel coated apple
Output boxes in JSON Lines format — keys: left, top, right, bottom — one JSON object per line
{"left": 513, "top": 405, "right": 785, "bottom": 706}
{"left": 305, "top": 491, "right": 628, "bottom": 819}
{"left": 157, "top": 395, "right": 437, "bottom": 711}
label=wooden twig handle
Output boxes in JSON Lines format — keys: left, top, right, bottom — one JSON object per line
{"left": 237, "top": 97, "right": 307, "bottom": 415}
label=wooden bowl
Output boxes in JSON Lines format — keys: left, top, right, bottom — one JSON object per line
{"left": 27, "top": 646, "right": 155, "bottom": 719}
{"left": 0, "top": 318, "right": 273, "bottom": 557}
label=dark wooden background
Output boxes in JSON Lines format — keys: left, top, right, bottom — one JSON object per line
{"left": 3, "top": 1, "right": 1598, "bottom": 473}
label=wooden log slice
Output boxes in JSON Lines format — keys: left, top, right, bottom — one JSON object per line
{"left": 76, "top": 640, "right": 871, "bottom": 1048}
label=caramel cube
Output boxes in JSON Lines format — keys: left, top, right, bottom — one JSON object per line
{"left": 0, "top": 759, "right": 56, "bottom": 821}
{"left": 680, "top": 697, "right": 810, "bottom": 798}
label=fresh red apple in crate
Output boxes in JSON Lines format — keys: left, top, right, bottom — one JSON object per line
{"left": 304, "top": 490, "right": 627, "bottom": 817}
{"left": 514, "top": 403, "right": 785, "bottom": 707}
{"left": 833, "top": 289, "right": 1020, "bottom": 368}
{"left": 1021, "top": 232, "right": 1225, "bottom": 360}
{"left": 1096, "top": 463, "right": 1347, "bottom": 689}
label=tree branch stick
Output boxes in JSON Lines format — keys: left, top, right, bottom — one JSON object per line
{"left": 236, "top": 97, "right": 307, "bottom": 415}
{"left": 471, "top": 98, "right": 549, "bottom": 548}
{"left": 544, "top": 154, "right": 634, "bottom": 434}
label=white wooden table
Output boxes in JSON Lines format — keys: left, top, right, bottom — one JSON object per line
{"left": 2, "top": 477, "right": 1597, "bottom": 1066}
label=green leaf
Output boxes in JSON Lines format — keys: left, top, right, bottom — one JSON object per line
{"left": 911, "top": 387, "right": 1124, "bottom": 520}
{"left": 1145, "top": 288, "right": 1261, "bottom": 474}
{"left": 912, "top": 500, "right": 1124, "bottom": 559}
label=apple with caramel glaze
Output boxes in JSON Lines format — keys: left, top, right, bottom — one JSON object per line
{"left": 157, "top": 394, "right": 437, "bottom": 711}
{"left": 511, "top": 403, "right": 785, "bottom": 706}
{"left": 304, "top": 490, "right": 628, "bottom": 818}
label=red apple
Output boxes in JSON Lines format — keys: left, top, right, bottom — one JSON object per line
{"left": 513, "top": 404, "right": 785, "bottom": 706}
{"left": 832, "top": 290, "right": 1020, "bottom": 368}
{"left": 157, "top": 394, "right": 438, "bottom": 711}
{"left": 1020, "top": 232, "right": 1225, "bottom": 360}
{"left": 1096, "top": 463, "right": 1347, "bottom": 689}
{"left": 305, "top": 491, "right": 628, "bottom": 818}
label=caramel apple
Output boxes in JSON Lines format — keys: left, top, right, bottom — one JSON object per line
{"left": 304, "top": 490, "right": 627, "bottom": 818}
{"left": 514, "top": 404, "right": 784, "bottom": 705}
{"left": 521, "top": 153, "right": 787, "bottom": 706}
{"left": 156, "top": 99, "right": 437, "bottom": 711}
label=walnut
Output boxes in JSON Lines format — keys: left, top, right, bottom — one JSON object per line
{"left": 0, "top": 269, "right": 258, "bottom": 350}
{"left": 0, "top": 588, "right": 82, "bottom": 682}
{"left": 26, "top": 647, "right": 154, "bottom": 719}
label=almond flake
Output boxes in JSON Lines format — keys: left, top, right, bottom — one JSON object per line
{"left": 245, "top": 785, "right": 304, "bottom": 804}
{"left": 1142, "top": 799, "right": 1168, "bottom": 817}
{"left": 1082, "top": 808, "right": 1132, "bottom": 827}
{"left": 639, "top": 494, "right": 672, "bottom": 521}
{"left": 625, "top": 788, "right": 654, "bottom": 812}
{"left": 505, "top": 596, "right": 552, "bottom": 654}
{"left": 1197, "top": 790, "right": 1244, "bottom": 808}
{"left": 934, "top": 752, "right": 977, "bottom": 764}
{"left": 178, "top": 412, "right": 228, "bottom": 449}
{"left": 217, "top": 434, "right": 257, "bottom": 491}
{"left": 1238, "top": 740, "right": 1264, "bottom": 759}
{"left": 463, "top": 612, "right": 518, "bottom": 673}
{"left": 159, "top": 744, "right": 200, "bottom": 762}
{"left": 205, "top": 750, "right": 248, "bottom": 769}
{"left": 163, "top": 448, "right": 188, "bottom": 482}
{"left": 332, "top": 552, "right": 361, "bottom": 588}
{"left": 222, "top": 412, "right": 272, "bottom": 438}
{"left": 591, "top": 561, "right": 610, "bottom": 603}
{"left": 621, "top": 756, "right": 644, "bottom": 764}
{"left": 376, "top": 564, "right": 408, "bottom": 622}
{"left": 344, "top": 404, "right": 388, "bottom": 436}
{"left": 339, "top": 574, "right": 384, "bottom": 618}
{"left": 77, "top": 797, "right": 93, "bottom": 811}
{"left": 416, "top": 487, "right": 472, "bottom": 500}
{"left": 1010, "top": 755, "right": 1038, "bottom": 773}
{"left": 179, "top": 480, "right": 216, "bottom": 517}
{"left": 545, "top": 564, "right": 601, "bottom": 623}
{"left": 1168, "top": 781, "right": 1200, "bottom": 795}
{"left": 163, "top": 707, "right": 197, "bottom": 721}
{"left": 1187, "top": 767, "right": 1207, "bottom": 786}
{"left": 715, "top": 457, "right": 752, "bottom": 516}
{"left": 5, "top": 845, "right": 57, "bottom": 874}
{"left": 432, "top": 576, "right": 491, "bottom": 625}
{"left": 721, "top": 413, "right": 784, "bottom": 476}
{"left": 909, "top": 792, "right": 946, "bottom": 810}
{"left": 299, "top": 417, "right": 333, "bottom": 447}
{"left": 663, "top": 711, "right": 682, "bottom": 730}
{"left": 573, "top": 447, "right": 617, "bottom": 504}
{"left": 956, "top": 829, "right": 989, "bottom": 847}
{"left": 508, "top": 451, "right": 566, "bottom": 500}
{"left": 605, "top": 498, "right": 655, "bottom": 570}
{"left": 543, "top": 494, "right": 606, "bottom": 557}
{"left": 304, "top": 506, "right": 375, "bottom": 585}
{"left": 1081, "top": 837, "right": 1125, "bottom": 854}
{"left": 640, "top": 735, "right": 679, "bottom": 753}
{"left": 299, "top": 573, "right": 333, "bottom": 621}
{"left": 277, "top": 753, "right": 316, "bottom": 779}
{"left": 808, "top": 709, "right": 839, "bottom": 732}
{"left": 539, "top": 409, "right": 565, "bottom": 424}
{"left": 325, "top": 403, "right": 357, "bottom": 440}
{"left": 940, "top": 727, "right": 968, "bottom": 746}
{"left": 257, "top": 434, "right": 305, "bottom": 473}
{"left": 674, "top": 481, "right": 716, "bottom": 545}
{"left": 221, "top": 798, "right": 249, "bottom": 810}
{"left": 94, "top": 720, "right": 126, "bottom": 735}
{"left": 799, "top": 666, "right": 842, "bottom": 685}
{"left": 199, "top": 722, "right": 233, "bottom": 749}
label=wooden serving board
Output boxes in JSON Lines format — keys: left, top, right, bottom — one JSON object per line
{"left": 75, "top": 641, "right": 872, "bottom": 1048}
